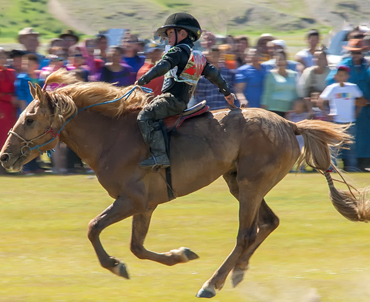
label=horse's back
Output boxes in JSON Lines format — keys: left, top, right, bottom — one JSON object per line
{"left": 168, "top": 108, "right": 300, "bottom": 197}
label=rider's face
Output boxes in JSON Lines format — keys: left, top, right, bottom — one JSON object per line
{"left": 166, "top": 29, "right": 176, "bottom": 46}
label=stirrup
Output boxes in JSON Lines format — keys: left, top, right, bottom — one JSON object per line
{"left": 139, "top": 154, "right": 170, "bottom": 170}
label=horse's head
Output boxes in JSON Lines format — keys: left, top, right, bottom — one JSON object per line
{"left": 0, "top": 83, "right": 61, "bottom": 172}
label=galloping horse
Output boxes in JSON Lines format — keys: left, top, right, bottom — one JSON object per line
{"left": 1, "top": 70, "right": 369, "bottom": 298}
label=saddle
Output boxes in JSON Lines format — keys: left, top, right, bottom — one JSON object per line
{"left": 160, "top": 101, "right": 209, "bottom": 201}
{"left": 163, "top": 100, "right": 209, "bottom": 131}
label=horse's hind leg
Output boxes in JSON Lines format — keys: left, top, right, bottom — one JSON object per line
{"left": 130, "top": 208, "right": 199, "bottom": 265}
{"left": 231, "top": 199, "right": 279, "bottom": 287}
{"left": 223, "top": 172, "right": 280, "bottom": 287}
{"left": 197, "top": 177, "right": 263, "bottom": 298}
{"left": 87, "top": 195, "right": 146, "bottom": 279}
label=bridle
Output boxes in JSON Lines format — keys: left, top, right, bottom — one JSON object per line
{"left": 7, "top": 126, "right": 60, "bottom": 158}
{"left": 7, "top": 85, "right": 152, "bottom": 158}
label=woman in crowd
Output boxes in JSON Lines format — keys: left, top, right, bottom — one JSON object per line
{"left": 66, "top": 46, "right": 89, "bottom": 82}
{"left": 0, "top": 49, "right": 17, "bottom": 175}
{"left": 121, "top": 35, "right": 145, "bottom": 74}
{"left": 299, "top": 50, "right": 330, "bottom": 98}
{"left": 97, "top": 34, "right": 108, "bottom": 62}
{"left": 326, "top": 39, "right": 370, "bottom": 171}
{"left": 99, "top": 46, "right": 135, "bottom": 86}
{"left": 261, "top": 49, "right": 299, "bottom": 117}
{"left": 82, "top": 38, "right": 103, "bottom": 81}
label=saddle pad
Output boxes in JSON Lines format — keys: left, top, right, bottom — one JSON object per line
{"left": 163, "top": 105, "right": 210, "bottom": 130}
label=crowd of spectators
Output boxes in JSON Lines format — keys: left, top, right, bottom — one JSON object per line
{"left": 1, "top": 25, "right": 370, "bottom": 174}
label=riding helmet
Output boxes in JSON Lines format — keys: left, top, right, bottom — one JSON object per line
{"left": 155, "top": 13, "right": 202, "bottom": 42}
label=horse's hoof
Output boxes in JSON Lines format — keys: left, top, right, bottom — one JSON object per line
{"left": 196, "top": 287, "right": 216, "bottom": 298}
{"left": 112, "top": 262, "right": 130, "bottom": 279}
{"left": 182, "top": 247, "right": 199, "bottom": 261}
{"left": 231, "top": 268, "right": 244, "bottom": 288}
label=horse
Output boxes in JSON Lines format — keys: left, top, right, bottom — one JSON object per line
{"left": 1, "top": 70, "right": 369, "bottom": 299}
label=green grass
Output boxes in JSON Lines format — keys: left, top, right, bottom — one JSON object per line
{"left": 0, "top": 0, "right": 79, "bottom": 41}
{"left": 1, "top": 173, "right": 370, "bottom": 301}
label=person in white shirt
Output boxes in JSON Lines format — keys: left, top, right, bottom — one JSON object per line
{"left": 319, "top": 65, "right": 366, "bottom": 171}
{"left": 295, "top": 29, "right": 320, "bottom": 69}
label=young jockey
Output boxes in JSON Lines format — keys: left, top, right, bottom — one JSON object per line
{"left": 136, "top": 13, "right": 235, "bottom": 169}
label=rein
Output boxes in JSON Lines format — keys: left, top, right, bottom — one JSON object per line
{"left": 8, "top": 85, "right": 152, "bottom": 158}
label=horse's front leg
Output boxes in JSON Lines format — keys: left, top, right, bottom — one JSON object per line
{"left": 87, "top": 195, "right": 146, "bottom": 279}
{"left": 130, "top": 207, "right": 199, "bottom": 265}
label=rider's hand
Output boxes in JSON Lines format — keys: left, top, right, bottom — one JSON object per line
{"left": 225, "top": 94, "right": 236, "bottom": 108}
{"left": 134, "top": 80, "right": 139, "bottom": 86}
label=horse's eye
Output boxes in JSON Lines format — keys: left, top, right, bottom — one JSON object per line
{"left": 26, "top": 118, "right": 34, "bottom": 125}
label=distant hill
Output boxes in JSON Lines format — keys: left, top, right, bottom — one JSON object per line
{"left": 1, "top": 0, "right": 370, "bottom": 43}
{"left": 53, "top": 0, "right": 370, "bottom": 37}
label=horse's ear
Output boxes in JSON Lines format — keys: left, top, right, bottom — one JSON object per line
{"left": 28, "top": 81, "right": 36, "bottom": 99}
{"left": 35, "top": 83, "right": 46, "bottom": 104}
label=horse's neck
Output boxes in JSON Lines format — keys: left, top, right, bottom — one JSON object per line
{"left": 60, "top": 111, "right": 140, "bottom": 171}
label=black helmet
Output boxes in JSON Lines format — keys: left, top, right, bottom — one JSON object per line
{"left": 155, "top": 13, "right": 202, "bottom": 42}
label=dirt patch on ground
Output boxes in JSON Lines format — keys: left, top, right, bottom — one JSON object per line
{"left": 48, "top": 0, "right": 95, "bottom": 35}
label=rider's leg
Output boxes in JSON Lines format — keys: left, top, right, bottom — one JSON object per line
{"left": 137, "top": 93, "right": 187, "bottom": 169}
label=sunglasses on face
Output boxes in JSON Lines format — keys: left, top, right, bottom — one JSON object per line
{"left": 351, "top": 51, "right": 363, "bottom": 55}
{"left": 74, "top": 54, "right": 83, "bottom": 57}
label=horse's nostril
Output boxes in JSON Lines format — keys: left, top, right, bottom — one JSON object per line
{"left": 0, "top": 153, "right": 10, "bottom": 163}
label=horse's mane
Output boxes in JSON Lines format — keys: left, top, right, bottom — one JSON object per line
{"left": 44, "top": 69, "right": 150, "bottom": 120}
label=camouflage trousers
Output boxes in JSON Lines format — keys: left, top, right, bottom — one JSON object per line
{"left": 137, "top": 93, "right": 187, "bottom": 143}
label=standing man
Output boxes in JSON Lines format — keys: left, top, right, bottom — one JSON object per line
{"left": 17, "top": 28, "right": 45, "bottom": 66}
{"left": 295, "top": 29, "right": 320, "bottom": 69}
{"left": 135, "top": 13, "right": 234, "bottom": 169}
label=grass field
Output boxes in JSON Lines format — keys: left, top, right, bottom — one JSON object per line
{"left": 1, "top": 173, "right": 370, "bottom": 301}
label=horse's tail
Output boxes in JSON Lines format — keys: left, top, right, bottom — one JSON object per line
{"left": 289, "top": 119, "right": 370, "bottom": 222}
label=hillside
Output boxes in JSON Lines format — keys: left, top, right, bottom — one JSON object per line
{"left": 53, "top": 0, "right": 370, "bottom": 37}
{"left": 1, "top": 0, "right": 370, "bottom": 43}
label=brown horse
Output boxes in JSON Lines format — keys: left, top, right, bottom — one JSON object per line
{"left": 1, "top": 70, "right": 369, "bottom": 298}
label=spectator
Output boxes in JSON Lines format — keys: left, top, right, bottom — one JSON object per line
{"left": 99, "top": 46, "right": 135, "bottom": 86}
{"left": 235, "top": 48, "right": 266, "bottom": 108}
{"left": 261, "top": 49, "right": 299, "bottom": 117}
{"left": 59, "top": 29, "right": 79, "bottom": 51}
{"left": 262, "top": 39, "right": 301, "bottom": 72}
{"left": 295, "top": 29, "right": 320, "bottom": 69}
{"left": 326, "top": 39, "right": 370, "bottom": 171}
{"left": 39, "top": 54, "right": 65, "bottom": 83}
{"left": 17, "top": 28, "right": 45, "bottom": 66}
{"left": 234, "top": 35, "right": 249, "bottom": 67}
{"left": 200, "top": 31, "right": 216, "bottom": 51}
{"left": 256, "top": 33, "right": 275, "bottom": 62}
{"left": 122, "top": 35, "right": 145, "bottom": 73}
{"left": 97, "top": 34, "right": 109, "bottom": 62}
{"left": 15, "top": 54, "right": 44, "bottom": 174}
{"left": 286, "top": 99, "right": 310, "bottom": 167}
{"left": 15, "top": 54, "right": 40, "bottom": 114}
{"left": 0, "top": 49, "right": 17, "bottom": 175}
{"left": 298, "top": 50, "right": 330, "bottom": 98}
{"left": 137, "top": 42, "right": 164, "bottom": 96}
{"left": 8, "top": 49, "right": 26, "bottom": 75}
{"left": 82, "top": 38, "right": 104, "bottom": 81}
{"left": 40, "top": 38, "right": 65, "bottom": 68}
{"left": 320, "top": 66, "right": 365, "bottom": 171}
{"left": 219, "top": 44, "right": 237, "bottom": 70}
{"left": 66, "top": 46, "right": 89, "bottom": 82}
{"left": 193, "top": 45, "right": 237, "bottom": 110}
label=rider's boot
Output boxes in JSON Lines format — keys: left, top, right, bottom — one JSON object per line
{"left": 139, "top": 129, "right": 170, "bottom": 169}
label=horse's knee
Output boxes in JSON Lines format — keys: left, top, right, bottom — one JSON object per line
{"left": 237, "top": 226, "right": 258, "bottom": 248}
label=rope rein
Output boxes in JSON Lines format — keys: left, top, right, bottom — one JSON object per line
{"left": 8, "top": 85, "right": 152, "bottom": 157}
